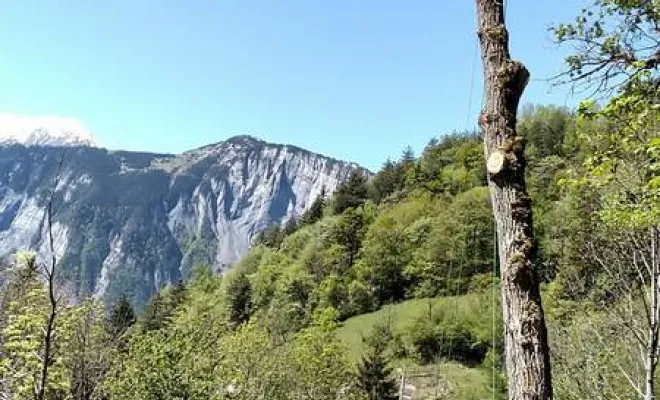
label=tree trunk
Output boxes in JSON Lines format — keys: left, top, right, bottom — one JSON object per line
{"left": 475, "top": 1, "right": 552, "bottom": 399}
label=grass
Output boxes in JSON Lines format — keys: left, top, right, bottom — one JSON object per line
{"left": 336, "top": 293, "right": 498, "bottom": 361}
{"left": 336, "top": 294, "right": 502, "bottom": 400}
{"left": 398, "top": 362, "right": 495, "bottom": 400}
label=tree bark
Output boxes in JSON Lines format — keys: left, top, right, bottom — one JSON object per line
{"left": 475, "top": 1, "right": 552, "bottom": 399}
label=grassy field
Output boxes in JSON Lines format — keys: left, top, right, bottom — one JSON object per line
{"left": 336, "top": 294, "right": 502, "bottom": 400}
{"left": 336, "top": 293, "right": 498, "bottom": 359}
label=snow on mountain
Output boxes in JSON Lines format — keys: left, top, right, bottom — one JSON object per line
{"left": 0, "top": 113, "right": 98, "bottom": 147}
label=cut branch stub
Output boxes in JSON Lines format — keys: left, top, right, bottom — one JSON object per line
{"left": 487, "top": 150, "right": 506, "bottom": 175}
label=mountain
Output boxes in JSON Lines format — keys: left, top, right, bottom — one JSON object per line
{"left": 0, "top": 128, "right": 98, "bottom": 147}
{"left": 0, "top": 135, "right": 362, "bottom": 305}
{"left": 0, "top": 113, "right": 98, "bottom": 147}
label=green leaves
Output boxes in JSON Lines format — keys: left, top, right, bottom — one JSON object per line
{"left": 568, "top": 75, "right": 660, "bottom": 230}
{"left": 552, "top": 0, "right": 660, "bottom": 92}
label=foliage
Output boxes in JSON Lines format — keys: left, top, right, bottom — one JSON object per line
{"left": 3, "top": 87, "right": 658, "bottom": 399}
{"left": 355, "top": 334, "right": 398, "bottom": 400}
{"left": 333, "top": 170, "right": 369, "bottom": 214}
{"left": 139, "top": 281, "right": 187, "bottom": 331}
{"left": 225, "top": 271, "right": 253, "bottom": 327}
{"left": 106, "top": 294, "right": 136, "bottom": 339}
{"left": 552, "top": 0, "right": 660, "bottom": 93}
{"left": 299, "top": 187, "right": 327, "bottom": 226}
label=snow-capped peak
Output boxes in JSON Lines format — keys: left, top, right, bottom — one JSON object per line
{"left": 0, "top": 113, "right": 98, "bottom": 147}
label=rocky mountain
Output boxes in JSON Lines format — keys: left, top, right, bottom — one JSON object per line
{"left": 0, "top": 135, "right": 362, "bottom": 305}
{"left": 0, "top": 113, "right": 98, "bottom": 147}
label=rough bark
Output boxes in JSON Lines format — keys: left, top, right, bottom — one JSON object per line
{"left": 475, "top": 1, "right": 552, "bottom": 399}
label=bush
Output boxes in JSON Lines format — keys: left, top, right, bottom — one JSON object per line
{"left": 407, "top": 317, "right": 489, "bottom": 366}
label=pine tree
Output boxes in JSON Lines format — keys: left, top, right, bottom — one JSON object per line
{"left": 283, "top": 217, "right": 298, "bottom": 236}
{"left": 106, "top": 294, "right": 136, "bottom": 338}
{"left": 300, "top": 187, "right": 327, "bottom": 226}
{"left": 400, "top": 146, "right": 416, "bottom": 172}
{"left": 333, "top": 170, "right": 369, "bottom": 214}
{"left": 370, "top": 159, "right": 405, "bottom": 203}
{"left": 226, "top": 272, "right": 253, "bottom": 327}
{"left": 355, "top": 342, "right": 398, "bottom": 400}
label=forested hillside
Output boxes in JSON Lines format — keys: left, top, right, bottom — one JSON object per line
{"left": 0, "top": 0, "right": 658, "bottom": 399}
{"left": 0, "top": 136, "right": 360, "bottom": 307}
{"left": 4, "top": 100, "right": 651, "bottom": 399}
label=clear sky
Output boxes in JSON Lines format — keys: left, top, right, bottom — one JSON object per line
{"left": 0, "top": 1, "right": 585, "bottom": 170}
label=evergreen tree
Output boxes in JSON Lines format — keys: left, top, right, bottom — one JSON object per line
{"left": 170, "top": 279, "right": 188, "bottom": 306}
{"left": 253, "top": 225, "right": 284, "bottom": 248}
{"left": 355, "top": 342, "right": 398, "bottom": 400}
{"left": 226, "top": 272, "right": 253, "bottom": 327}
{"left": 333, "top": 170, "right": 369, "bottom": 214}
{"left": 106, "top": 294, "right": 136, "bottom": 338}
{"left": 370, "top": 159, "right": 405, "bottom": 203}
{"left": 140, "top": 283, "right": 187, "bottom": 332}
{"left": 400, "top": 146, "right": 416, "bottom": 172}
{"left": 300, "top": 187, "right": 327, "bottom": 225}
{"left": 283, "top": 217, "right": 298, "bottom": 236}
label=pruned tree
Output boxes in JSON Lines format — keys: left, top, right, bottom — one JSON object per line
{"left": 475, "top": 1, "right": 553, "bottom": 399}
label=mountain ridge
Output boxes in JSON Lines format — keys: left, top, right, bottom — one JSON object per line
{"left": 0, "top": 135, "right": 365, "bottom": 305}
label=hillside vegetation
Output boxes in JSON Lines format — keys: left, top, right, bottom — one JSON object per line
{"left": 1, "top": 94, "right": 657, "bottom": 399}
{"left": 0, "top": 1, "right": 659, "bottom": 398}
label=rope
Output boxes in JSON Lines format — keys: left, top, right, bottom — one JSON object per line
{"left": 492, "top": 219, "right": 499, "bottom": 400}
{"left": 465, "top": 40, "right": 480, "bottom": 132}
{"left": 435, "top": 0, "right": 506, "bottom": 395}
{"left": 491, "top": 0, "right": 510, "bottom": 395}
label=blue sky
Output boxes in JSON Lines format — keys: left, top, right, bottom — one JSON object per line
{"left": 0, "top": 1, "right": 585, "bottom": 170}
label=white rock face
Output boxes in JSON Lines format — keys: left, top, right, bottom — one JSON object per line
{"left": 161, "top": 136, "right": 358, "bottom": 267}
{"left": 0, "top": 135, "right": 364, "bottom": 303}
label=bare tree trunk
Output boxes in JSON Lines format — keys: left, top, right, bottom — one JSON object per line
{"left": 35, "top": 156, "right": 65, "bottom": 400}
{"left": 475, "top": 1, "right": 552, "bottom": 399}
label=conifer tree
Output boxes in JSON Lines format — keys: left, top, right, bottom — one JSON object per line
{"left": 283, "top": 217, "right": 298, "bottom": 236}
{"left": 355, "top": 341, "right": 398, "bottom": 400}
{"left": 226, "top": 272, "right": 253, "bottom": 327}
{"left": 300, "top": 186, "right": 327, "bottom": 225}
{"left": 106, "top": 294, "right": 136, "bottom": 339}
{"left": 334, "top": 170, "right": 369, "bottom": 214}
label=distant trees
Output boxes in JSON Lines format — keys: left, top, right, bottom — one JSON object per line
{"left": 331, "top": 208, "right": 367, "bottom": 269}
{"left": 333, "top": 170, "right": 369, "bottom": 214}
{"left": 140, "top": 281, "right": 187, "bottom": 332}
{"left": 372, "top": 147, "right": 413, "bottom": 200}
{"left": 254, "top": 225, "right": 286, "bottom": 249}
{"left": 300, "top": 187, "right": 327, "bottom": 226}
